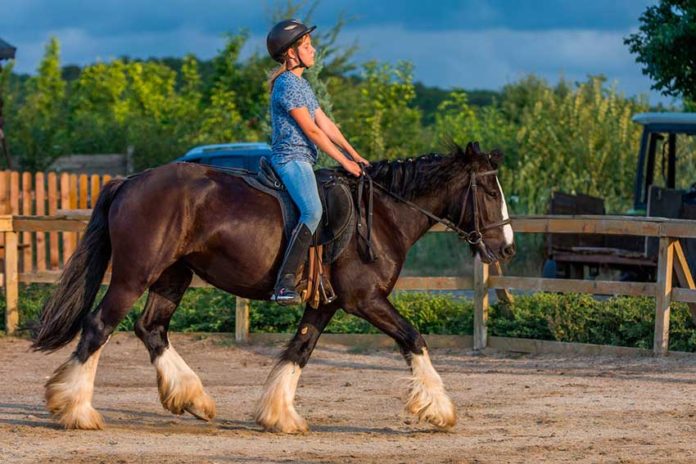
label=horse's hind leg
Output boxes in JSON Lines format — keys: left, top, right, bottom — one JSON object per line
{"left": 134, "top": 262, "right": 216, "bottom": 421}
{"left": 348, "top": 294, "right": 456, "bottom": 429}
{"left": 45, "top": 280, "right": 146, "bottom": 429}
{"left": 255, "top": 304, "right": 338, "bottom": 433}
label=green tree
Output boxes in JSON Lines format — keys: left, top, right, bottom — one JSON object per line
{"left": 204, "top": 32, "right": 265, "bottom": 143}
{"left": 624, "top": 0, "right": 696, "bottom": 108}
{"left": 512, "top": 76, "right": 649, "bottom": 214}
{"left": 13, "top": 37, "right": 68, "bottom": 170}
{"left": 67, "top": 60, "right": 129, "bottom": 154}
{"left": 205, "top": 31, "right": 272, "bottom": 142}
{"left": 433, "top": 90, "right": 516, "bottom": 174}
{"left": 0, "top": 59, "right": 13, "bottom": 95}
{"left": 172, "top": 55, "right": 204, "bottom": 145}
{"left": 336, "top": 60, "right": 425, "bottom": 160}
{"left": 124, "top": 60, "right": 202, "bottom": 168}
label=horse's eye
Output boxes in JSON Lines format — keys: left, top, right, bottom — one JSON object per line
{"left": 488, "top": 191, "right": 498, "bottom": 199}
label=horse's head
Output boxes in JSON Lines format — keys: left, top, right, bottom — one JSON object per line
{"left": 449, "top": 142, "right": 515, "bottom": 264}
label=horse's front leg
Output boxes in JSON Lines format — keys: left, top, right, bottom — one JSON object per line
{"left": 348, "top": 294, "right": 456, "bottom": 429}
{"left": 255, "top": 303, "right": 338, "bottom": 433}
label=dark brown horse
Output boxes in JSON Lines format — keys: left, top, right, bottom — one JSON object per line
{"left": 33, "top": 141, "right": 515, "bottom": 432}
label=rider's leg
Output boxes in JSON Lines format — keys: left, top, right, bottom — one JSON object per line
{"left": 271, "top": 159, "right": 322, "bottom": 305}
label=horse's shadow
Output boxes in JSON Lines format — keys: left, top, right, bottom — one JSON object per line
{"left": 0, "top": 402, "right": 60, "bottom": 429}
{"left": 0, "top": 402, "right": 443, "bottom": 436}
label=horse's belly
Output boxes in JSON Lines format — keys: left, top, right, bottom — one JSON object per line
{"left": 183, "top": 224, "right": 284, "bottom": 300}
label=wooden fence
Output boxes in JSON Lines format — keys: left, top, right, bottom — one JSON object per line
{"left": 2, "top": 214, "right": 696, "bottom": 357}
{"left": 0, "top": 171, "right": 113, "bottom": 273}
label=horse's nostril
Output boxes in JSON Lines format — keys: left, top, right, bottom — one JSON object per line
{"left": 502, "top": 244, "right": 516, "bottom": 257}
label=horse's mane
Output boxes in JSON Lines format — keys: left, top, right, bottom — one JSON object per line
{"left": 362, "top": 146, "right": 467, "bottom": 200}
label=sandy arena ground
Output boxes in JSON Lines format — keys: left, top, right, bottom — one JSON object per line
{"left": 2, "top": 332, "right": 696, "bottom": 463}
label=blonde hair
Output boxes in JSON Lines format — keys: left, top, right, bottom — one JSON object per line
{"left": 267, "top": 60, "right": 288, "bottom": 92}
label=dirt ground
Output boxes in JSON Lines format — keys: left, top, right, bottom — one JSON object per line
{"left": 3, "top": 333, "right": 696, "bottom": 463}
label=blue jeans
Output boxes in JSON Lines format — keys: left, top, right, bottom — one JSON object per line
{"left": 272, "top": 159, "right": 323, "bottom": 233}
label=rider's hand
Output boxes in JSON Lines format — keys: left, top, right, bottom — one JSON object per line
{"left": 342, "top": 159, "right": 362, "bottom": 177}
{"left": 353, "top": 153, "right": 370, "bottom": 166}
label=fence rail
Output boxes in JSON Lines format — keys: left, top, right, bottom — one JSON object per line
{"left": 2, "top": 214, "right": 696, "bottom": 356}
{"left": 0, "top": 171, "right": 113, "bottom": 274}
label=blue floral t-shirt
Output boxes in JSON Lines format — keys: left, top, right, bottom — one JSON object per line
{"left": 270, "top": 71, "right": 320, "bottom": 166}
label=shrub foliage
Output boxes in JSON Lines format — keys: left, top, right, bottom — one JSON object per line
{"left": 5, "top": 285, "right": 696, "bottom": 352}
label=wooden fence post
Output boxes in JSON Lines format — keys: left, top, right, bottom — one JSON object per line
{"left": 21, "top": 172, "right": 33, "bottom": 273}
{"left": 35, "top": 173, "right": 46, "bottom": 272}
{"left": 235, "top": 297, "right": 250, "bottom": 343}
{"left": 654, "top": 237, "right": 675, "bottom": 356}
{"left": 474, "top": 255, "right": 489, "bottom": 351}
{"left": 672, "top": 240, "right": 696, "bottom": 323}
{"left": 47, "top": 172, "right": 59, "bottom": 269}
{"left": 4, "top": 230, "right": 18, "bottom": 335}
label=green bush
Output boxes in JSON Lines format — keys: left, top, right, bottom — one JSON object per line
{"left": 4, "top": 284, "right": 696, "bottom": 352}
{"left": 489, "top": 293, "right": 696, "bottom": 351}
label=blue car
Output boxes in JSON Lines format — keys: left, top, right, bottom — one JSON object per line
{"left": 176, "top": 142, "right": 272, "bottom": 172}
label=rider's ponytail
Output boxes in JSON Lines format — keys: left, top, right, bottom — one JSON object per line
{"left": 268, "top": 61, "right": 287, "bottom": 92}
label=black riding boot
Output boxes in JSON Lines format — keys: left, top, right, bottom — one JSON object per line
{"left": 272, "top": 223, "right": 313, "bottom": 305}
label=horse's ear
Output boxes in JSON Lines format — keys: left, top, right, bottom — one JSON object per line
{"left": 463, "top": 142, "right": 476, "bottom": 158}
{"left": 489, "top": 148, "right": 504, "bottom": 168}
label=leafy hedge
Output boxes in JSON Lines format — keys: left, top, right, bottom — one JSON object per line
{"left": 3, "top": 284, "right": 696, "bottom": 352}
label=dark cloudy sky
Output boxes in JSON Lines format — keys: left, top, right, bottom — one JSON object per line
{"left": 0, "top": 0, "right": 673, "bottom": 104}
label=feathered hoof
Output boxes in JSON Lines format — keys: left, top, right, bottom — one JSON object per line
{"left": 406, "top": 384, "right": 457, "bottom": 429}
{"left": 255, "top": 406, "right": 309, "bottom": 433}
{"left": 184, "top": 393, "right": 217, "bottom": 422}
{"left": 158, "top": 373, "right": 216, "bottom": 421}
{"left": 254, "top": 361, "right": 307, "bottom": 433}
{"left": 45, "top": 353, "right": 104, "bottom": 430}
{"left": 53, "top": 402, "right": 105, "bottom": 430}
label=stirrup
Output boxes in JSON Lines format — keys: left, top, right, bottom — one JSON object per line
{"left": 272, "top": 287, "right": 302, "bottom": 306}
{"left": 319, "top": 275, "right": 336, "bottom": 304}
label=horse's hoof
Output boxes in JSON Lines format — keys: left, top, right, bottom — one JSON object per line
{"left": 185, "top": 400, "right": 216, "bottom": 422}
{"left": 257, "top": 413, "right": 309, "bottom": 433}
{"left": 406, "top": 389, "right": 457, "bottom": 429}
{"left": 157, "top": 370, "right": 216, "bottom": 420}
{"left": 166, "top": 390, "right": 216, "bottom": 421}
{"left": 55, "top": 403, "right": 105, "bottom": 430}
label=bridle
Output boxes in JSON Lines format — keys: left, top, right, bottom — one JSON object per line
{"left": 367, "top": 167, "right": 511, "bottom": 246}
{"left": 455, "top": 169, "right": 512, "bottom": 245}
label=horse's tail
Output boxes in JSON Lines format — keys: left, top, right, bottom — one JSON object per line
{"left": 32, "top": 178, "right": 126, "bottom": 352}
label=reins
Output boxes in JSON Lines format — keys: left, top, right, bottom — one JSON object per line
{"left": 355, "top": 165, "right": 510, "bottom": 254}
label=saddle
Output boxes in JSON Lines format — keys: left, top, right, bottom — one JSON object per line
{"left": 252, "top": 157, "right": 356, "bottom": 259}
{"left": 243, "top": 157, "right": 358, "bottom": 307}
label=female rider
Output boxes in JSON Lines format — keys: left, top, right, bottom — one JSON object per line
{"left": 266, "top": 19, "right": 369, "bottom": 305}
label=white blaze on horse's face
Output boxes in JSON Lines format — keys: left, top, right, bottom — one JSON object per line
{"left": 496, "top": 177, "right": 514, "bottom": 245}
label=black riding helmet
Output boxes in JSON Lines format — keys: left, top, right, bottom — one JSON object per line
{"left": 267, "top": 19, "right": 316, "bottom": 64}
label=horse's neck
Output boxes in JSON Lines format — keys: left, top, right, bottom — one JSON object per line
{"left": 387, "top": 191, "right": 449, "bottom": 248}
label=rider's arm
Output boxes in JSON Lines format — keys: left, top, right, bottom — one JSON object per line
{"left": 290, "top": 107, "right": 361, "bottom": 176}
{"left": 314, "top": 108, "right": 369, "bottom": 165}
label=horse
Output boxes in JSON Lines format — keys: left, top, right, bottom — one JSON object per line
{"left": 32, "top": 141, "right": 515, "bottom": 432}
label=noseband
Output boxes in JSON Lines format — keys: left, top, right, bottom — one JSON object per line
{"left": 370, "top": 168, "right": 511, "bottom": 245}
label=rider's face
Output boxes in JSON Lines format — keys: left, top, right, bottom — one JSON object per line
{"left": 290, "top": 35, "right": 315, "bottom": 67}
